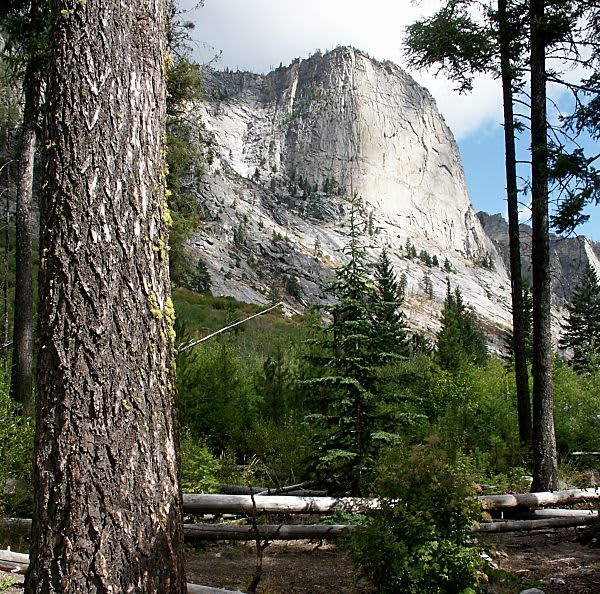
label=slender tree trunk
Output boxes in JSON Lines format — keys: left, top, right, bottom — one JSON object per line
{"left": 25, "top": 1, "right": 186, "bottom": 592}
{"left": 529, "top": 0, "right": 558, "bottom": 492}
{"left": 2, "top": 167, "right": 10, "bottom": 374}
{"left": 498, "top": 0, "right": 532, "bottom": 446}
{"left": 10, "top": 59, "right": 41, "bottom": 412}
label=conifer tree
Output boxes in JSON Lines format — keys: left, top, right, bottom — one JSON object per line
{"left": 371, "top": 249, "right": 410, "bottom": 359}
{"left": 559, "top": 263, "right": 600, "bottom": 373}
{"left": 304, "top": 196, "right": 397, "bottom": 494}
{"left": 437, "top": 280, "right": 487, "bottom": 371}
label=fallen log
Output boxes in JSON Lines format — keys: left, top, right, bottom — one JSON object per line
{"left": 182, "top": 494, "right": 374, "bottom": 515}
{"left": 479, "top": 487, "right": 599, "bottom": 511}
{"left": 3, "top": 488, "right": 597, "bottom": 525}
{"left": 187, "top": 585, "right": 244, "bottom": 594}
{"left": 192, "top": 515, "right": 597, "bottom": 538}
{"left": 0, "top": 517, "right": 352, "bottom": 541}
{"left": 184, "top": 523, "right": 353, "bottom": 541}
{"left": 0, "top": 517, "right": 31, "bottom": 536}
{"left": 0, "top": 549, "right": 243, "bottom": 593}
{"left": 0, "top": 558, "right": 27, "bottom": 574}
{"left": 473, "top": 514, "right": 599, "bottom": 533}
{"left": 503, "top": 509, "right": 598, "bottom": 520}
{"left": 0, "top": 548, "right": 29, "bottom": 573}
{"left": 183, "top": 488, "right": 600, "bottom": 515}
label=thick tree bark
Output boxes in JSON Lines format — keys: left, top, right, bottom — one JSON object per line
{"left": 10, "top": 59, "right": 41, "bottom": 412}
{"left": 25, "top": 1, "right": 186, "bottom": 592}
{"left": 498, "top": 0, "right": 532, "bottom": 447}
{"left": 529, "top": 0, "right": 558, "bottom": 492}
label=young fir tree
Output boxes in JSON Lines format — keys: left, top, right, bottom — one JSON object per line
{"left": 505, "top": 279, "right": 533, "bottom": 362}
{"left": 437, "top": 280, "right": 487, "bottom": 371}
{"left": 304, "top": 196, "right": 397, "bottom": 494}
{"left": 559, "top": 263, "right": 600, "bottom": 373}
{"left": 255, "top": 343, "right": 298, "bottom": 425}
{"left": 371, "top": 249, "right": 410, "bottom": 360}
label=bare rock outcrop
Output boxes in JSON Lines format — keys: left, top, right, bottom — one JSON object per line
{"left": 185, "top": 47, "right": 516, "bottom": 347}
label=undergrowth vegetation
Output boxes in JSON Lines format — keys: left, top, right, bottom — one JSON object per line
{"left": 1, "top": 291, "right": 597, "bottom": 508}
{"left": 0, "top": 288, "right": 598, "bottom": 591}
{"left": 171, "top": 288, "right": 600, "bottom": 493}
{"left": 349, "top": 440, "right": 484, "bottom": 593}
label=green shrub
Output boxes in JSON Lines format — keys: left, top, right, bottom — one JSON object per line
{"left": 177, "top": 340, "right": 259, "bottom": 455}
{"left": 0, "top": 377, "right": 34, "bottom": 515}
{"left": 242, "top": 417, "right": 311, "bottom": 485}
{"left": 349, "top": 440, "right": 484, "bottom": 593}
{"left": 179, "top": 431, "right": 221, "bottom": 493}
{"left": 430, "top": 360, "right": 525, "bottom": 477}
{"left": 553, "top": 364, "right": 600, "bottom": 456}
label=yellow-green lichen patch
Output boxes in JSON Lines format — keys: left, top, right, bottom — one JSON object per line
{"left": 164, "top": 296, "right": 176, "bottom": 344}
{"left": 148, "top": 292, "right": 163, "bottom": 320}
{"left": 152, "top": 238, "right": 170, "bottom": 261}
{"left": 163, "top": 200, "right": 173, "bottom": 227}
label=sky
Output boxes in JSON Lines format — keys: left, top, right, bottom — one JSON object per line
{"left": 179, "top": 0, "right": 599, "bottom": 241}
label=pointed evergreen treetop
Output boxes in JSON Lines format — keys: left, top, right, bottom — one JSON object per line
{"left": 437, "top": 279, "right": 487, "bottom": 371}
{"left": 560, "top": 263, "right": 600, "bottom": 372}
{"left": 372, "top": 249, "right": 410, "bottom": 359}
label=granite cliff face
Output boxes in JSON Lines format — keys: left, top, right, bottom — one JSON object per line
{"left": 478, "top": 212, "right": 600, "bottom": 306}
{"left": 186, "top": 47, "right": 515, "bottom": 346}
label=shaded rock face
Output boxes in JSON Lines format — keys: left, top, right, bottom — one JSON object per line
{"left": 187, "top": 46, "right": 515, "bottom": 347}
{"left": 478, "top": 212, "right": 600, "bottom": 306}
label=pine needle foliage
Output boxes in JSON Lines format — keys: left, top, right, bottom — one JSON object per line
{"left": 372, "top": 249, "right": 410, "bottom": 360}
{"left": 303, "top": 196, "right": 407, "bottom": 494}
{"left": 559, "top": 263, "right": 600, "bottom": 373}
{"left": 437, "top": 280, "right": 487, "bottom": 371}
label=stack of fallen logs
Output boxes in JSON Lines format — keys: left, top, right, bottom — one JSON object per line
{"left": 0, "top": 486, "right": 597, "bottom": 544}
{"left": 0, "top": 487, "right": 597, "bottom": 593}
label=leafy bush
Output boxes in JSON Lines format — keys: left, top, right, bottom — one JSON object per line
{"left": 177, "top": 340, "right": 259, "bottom": 455}
{"left": 430, "top": 360, "right": 525, "bottom": 477}
{"left": 553, "top": 364, "right": 600, "bottom": 456}
{"left": 179, "top": 430, "right": 221, "bottom": 493}
{"left": 242, "top": 417, "right": 311, "bottom": 486}
{"left": 0, "top": 377, "right": 34, "bottom": 515}
{"left": 349, "top": 440, "right": 484, "bottom": 593}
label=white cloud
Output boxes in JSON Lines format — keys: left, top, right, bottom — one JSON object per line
{"left": 415, "top": 72, "right": 503, "bottom": 139}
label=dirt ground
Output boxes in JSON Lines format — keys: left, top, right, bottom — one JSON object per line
{"left": 1, "top": 527, "right": 599, "bottom": 593}
{"left": 478, "top": 529, "right": 600, "bottom": 594}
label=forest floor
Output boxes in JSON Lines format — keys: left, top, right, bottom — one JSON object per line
{"left": 1, "top": 527, "right": 598, "bottom": 593}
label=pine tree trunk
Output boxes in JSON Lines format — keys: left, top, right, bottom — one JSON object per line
{"left": 499, "top": 0, "right": 531, "bottom": 446}
{"left": 25, "top": 1, "right": 186, "bottom": 592}
{"left": 2, "top": 168, "right": 10, "bottom": 375}
{"left": 529, "top": 0, "right": 558, "bottom": 492}
{"left": 10, "top": 59, "right": 40, "bottom": 412}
